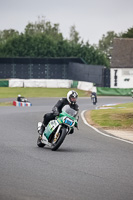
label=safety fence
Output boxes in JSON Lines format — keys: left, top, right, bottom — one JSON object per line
{"left": 0, "top": 58, "right": 109, "bottom": 87}
{"left": 97, "top": 87, "right": 133, "bottom": 96}
{"left": 0, "top": 80, "right": 9, "bottom": 87}
{"left": 0, "top": 79, "right": 133, "bottom": 96}
{"left": 0, "top": 79, "right": 94, "bottom": 91}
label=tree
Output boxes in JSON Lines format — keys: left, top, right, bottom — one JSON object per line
{"left": 98, "top": 31, "right": 119, "bottom": 67}
{"left": 0, "top": 29, "right": 19, "bottom": 44}
{"left": 121, "top": 27, "right": 133, "bottom": 38}
{"left": 0, "top": 17, "right": 109, "bottom": 66}
{"left": 24, "top": 16, "right": 63, "bottom": 41}
{"left": 69, "top": 25, "right": 80, "bottom": 44}
{"left": 98, "top": 31, "right": 118, "bottom": 55}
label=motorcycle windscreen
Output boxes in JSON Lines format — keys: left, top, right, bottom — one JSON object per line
{"left": 62, "top": 105, "right": 78, "bottom": 117}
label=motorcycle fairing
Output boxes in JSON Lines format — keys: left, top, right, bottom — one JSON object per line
{"left": 44, "top": 120, "right": 59, "bottom": 139}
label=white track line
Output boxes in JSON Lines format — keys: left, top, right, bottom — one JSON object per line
{"left": 81, "top": 110, "right": 133, "bottom": 145}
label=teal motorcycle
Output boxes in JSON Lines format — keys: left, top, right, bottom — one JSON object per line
{"left": 37, "top": 105, "right": 79, "bottom": 151}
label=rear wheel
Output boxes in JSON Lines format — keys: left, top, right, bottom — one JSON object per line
{"left": 51, "top": 128, "right": 67, "bottom": 151}
{"left": 37, "top": 136, "right": 45, "bottom": 148}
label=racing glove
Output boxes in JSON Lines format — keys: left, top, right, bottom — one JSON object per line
{"left": 52, "top": 107, "right": 59, "bottom": 116}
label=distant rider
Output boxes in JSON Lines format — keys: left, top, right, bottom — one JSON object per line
{"left": 39, "top": 90, "right": 79, "bottom": 137}
{"left": 91, "top": 92, "right": 97, "bottom": 104}
{"left": 17, "top": 94, "right": 28, "bottom": 102}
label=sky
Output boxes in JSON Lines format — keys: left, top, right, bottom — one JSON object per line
{"left": 0, "top": 0, "right": 133, "bottom": 45}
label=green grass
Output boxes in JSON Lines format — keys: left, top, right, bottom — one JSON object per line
{"left": 0, "top": 102, "right": 13, "bottom": 106}
{"left": 0, "top": 87, "right": 90, "bottom": 106}
{"left": 0, "top": 87, "right": 90, "bottom": 98}
{"left": 90, "top": 103, "right": 133, "bottom": 129}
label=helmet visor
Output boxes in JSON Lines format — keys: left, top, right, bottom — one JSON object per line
{"left": 70, "top": 97, "right": 76, "bottom": 103}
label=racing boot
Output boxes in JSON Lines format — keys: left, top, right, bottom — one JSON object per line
{"left": 69, "top": 127, "right": 74, "bottom": 134}
{"left": 39, "top": 124, "right": 45, "bottom": 139}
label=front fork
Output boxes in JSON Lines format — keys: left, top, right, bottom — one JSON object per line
{"left": 53, "top": 125, "right": 62, "bottom": 142}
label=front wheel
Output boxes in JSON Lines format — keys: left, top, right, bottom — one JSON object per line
{"left": 92, "top": 97, "right": 96, "bottom": 105}
{"left": 93, "top": 101, "right": 96, "bottom": 105}
{"left": 51, "top": 127, "right": 67, "bottom": 151}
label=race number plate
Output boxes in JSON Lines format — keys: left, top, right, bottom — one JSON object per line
{"left": 64, "top": 117, "right": 74, "bottom": 126}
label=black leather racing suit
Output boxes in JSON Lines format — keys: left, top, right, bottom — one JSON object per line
{"left": 42, "top": 98, "right": 79, "bottom": 127}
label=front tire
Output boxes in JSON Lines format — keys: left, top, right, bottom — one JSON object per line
{"left": 51, "top": 128, "right": 67, "bottom": 151}
{"left": 92, "top": 98, "right": 96, "bottom": 105}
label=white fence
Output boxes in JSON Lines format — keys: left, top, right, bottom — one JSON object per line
{"left": 9, "top": 79, "right": 96, "bottom": 92}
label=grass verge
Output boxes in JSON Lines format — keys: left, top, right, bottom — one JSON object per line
{"left": 0, "top": 87, "right": 90, "bottom": 106}
{"left": 87, "top": 103, "right": 133, "bottom": 130}
{"left": 0, "top": 87, "right": 90, "bottom": 98}
{"left": 0, "top": 102, "right": 13, "bottom": 106}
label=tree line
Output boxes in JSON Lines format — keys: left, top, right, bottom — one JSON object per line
{"left": 0, "top": 17, "right": 133, "bottom": 67}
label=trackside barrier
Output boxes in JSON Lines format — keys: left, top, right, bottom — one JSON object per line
{"left": 0, "top": 80, "right": 9, "bottom": 87}
{"left": 77, "top": 81, "right": 93, "bottom": 91}
{"left": 5, "top": 79, "right": 133, "bottom": 96}
{"left": 71, "top": 81, "right": 78, "bottom": 88}
{"left": 13, "top": 101, "right": 32, "bottom": 107}
{"left": 97, "top": 87, "right": 133, "bottom": 96}
{"left": 8, "top": 79, "right": 96, "bottom": 91}
{"left": 9, "top": 79, "right": 73, "bottom": 88}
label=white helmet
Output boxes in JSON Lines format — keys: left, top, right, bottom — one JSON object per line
{"left": 67, "top": 90, "right": 78, "bottom": 104}
{"left": 18, "top": 94, "right": 21, "bottom": 97}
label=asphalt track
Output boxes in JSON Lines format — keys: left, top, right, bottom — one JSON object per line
{"left": 0, "top": 96, "right": 133, "bottom": 200}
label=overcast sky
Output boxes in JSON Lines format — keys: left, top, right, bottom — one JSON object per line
{"left": 0, "top": 0, "right": 133, "bottom": 45}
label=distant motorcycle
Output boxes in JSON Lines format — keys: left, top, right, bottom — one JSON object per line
{"left": 37, "top": 105, "right": 79, "bottom": 151}
{"left": 91, "top": 92, "right": 97, "bottom": 105}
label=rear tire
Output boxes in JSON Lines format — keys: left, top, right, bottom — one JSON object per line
{"left": 51, "top": 128, "right": 67, "bottom": 151}
{"left": 37, "top": 136, "right": 45, "bottom": 148}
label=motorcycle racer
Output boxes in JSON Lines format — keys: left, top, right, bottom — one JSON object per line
{"left": 39, "top": 90, "right": 79, "bottom": 137}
